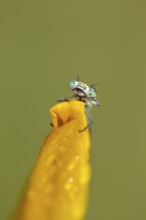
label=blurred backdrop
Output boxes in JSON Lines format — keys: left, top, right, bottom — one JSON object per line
{"left": 0, "top": 0, "right": 146, "bottom": 219}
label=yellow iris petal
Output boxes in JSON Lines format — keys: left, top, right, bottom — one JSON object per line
{"left": 13, "top": 100, "right": 91, "bottom": 220}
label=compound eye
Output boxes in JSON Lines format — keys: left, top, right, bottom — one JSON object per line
{"left": 87, "top": 87, "right": 96, "bottom": 97}
{"left": 69, "top": 80, "right": 78, "bottom": 90}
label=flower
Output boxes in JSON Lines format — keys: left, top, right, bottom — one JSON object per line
{"left": 13, "top": 100, "right": 91, "bottom": 220}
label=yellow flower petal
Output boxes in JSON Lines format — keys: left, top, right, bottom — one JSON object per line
{"left": 13, "top": 100, "right": 91, "bottom": 220}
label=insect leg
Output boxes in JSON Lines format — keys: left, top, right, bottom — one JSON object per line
{"left": 50, "top": 122, "right": 54, "bottom": 127}
{"left": 79, "top": 110, "right": 93, "bottom": 132}
{"left": 57, "top": 97, "right": 71, "bottom": 102}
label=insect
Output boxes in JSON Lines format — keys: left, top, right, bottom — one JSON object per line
{"left": 58, "top": 78, "right": 100, "bottom": 132}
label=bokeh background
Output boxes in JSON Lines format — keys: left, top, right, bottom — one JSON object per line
{"left": 0, "top": 0, "right": 146, "bottom": 219}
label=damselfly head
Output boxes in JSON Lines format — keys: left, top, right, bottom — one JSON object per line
{"left": 69, "top": 79, "right": 100, "bottom": 106}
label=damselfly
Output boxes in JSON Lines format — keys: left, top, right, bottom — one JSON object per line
{"left": 57, "top": 78, "right": 100, "bottom": 131}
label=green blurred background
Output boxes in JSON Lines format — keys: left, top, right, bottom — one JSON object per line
{"left": 0, "top": 0, "right": 146, "bottom": 219}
